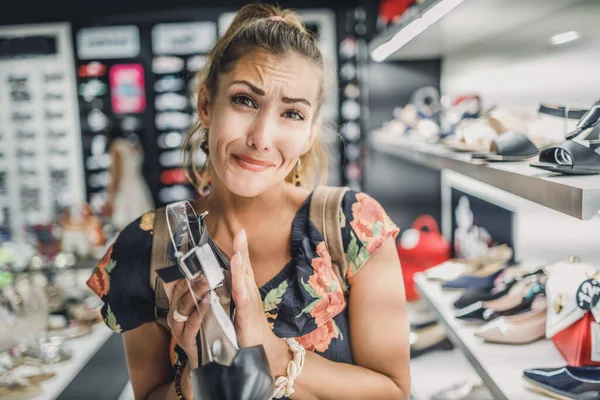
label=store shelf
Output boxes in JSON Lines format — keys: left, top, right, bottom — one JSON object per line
{"left": 411, "top": 348, "right": 492, "bottom": 400}
{"left": 414, "top": 273, "right": 565, "bottom": 400}
{"left": 33, "top": 326, "right": 113, "bottom": 400}
{"left": 369, "top": 136, "right": 600, "bottom": 220}
{"left": 0, "top": 325, "right": 113, "bottom": 400}
{"left": 368, "top": 0, "right": 582, "bottom": 61}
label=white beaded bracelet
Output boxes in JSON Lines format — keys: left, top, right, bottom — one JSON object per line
{"left": 272, "top": 338, "right": 306, "bottom": 399}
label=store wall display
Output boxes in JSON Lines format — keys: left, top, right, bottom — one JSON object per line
{"left": 337, "top": 8, "right": 369, "bottom": 191}
{"left": 73, "top": 24, "right": 157, "bottom": 214}
{"left": 149, "top": 20, "right": 217, "bottom": 204}
{"left": 0, "top": 23, "right": 85, "bottom": 242}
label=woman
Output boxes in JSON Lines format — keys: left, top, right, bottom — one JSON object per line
{"left": 87, "top": 4, "right": 410, "bottom": 399}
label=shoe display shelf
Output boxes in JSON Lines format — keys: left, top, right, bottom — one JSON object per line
{"left": 414, "top": 273, "right": 564, "bottom": 400}
{"left": 0, "top": 325, "right": 113, "bottom": 400}
{"left": 369, "top": 136, "right": 600, "bottom": 220}
{"left": 368, "top": 0, "right": 582, "bottom": 61}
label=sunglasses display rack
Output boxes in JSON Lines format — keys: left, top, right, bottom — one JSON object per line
{"left": 0, "top": 23, "right": 85, "bottom": 242}
{"left": 149, "top": 20, "right": 217, "bottom": 204}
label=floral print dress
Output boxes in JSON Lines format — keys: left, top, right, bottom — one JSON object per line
{"left": 87, "top": 190, "right": 399, "bottom": 369}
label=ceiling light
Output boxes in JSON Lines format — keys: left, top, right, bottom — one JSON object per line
{"left": 371, "top": 0, "right": 466, "bottom": 62}
{"left": 551, "top": 31, "right": 579, "bottom": 46}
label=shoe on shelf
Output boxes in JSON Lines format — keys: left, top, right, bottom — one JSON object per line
{"left": 474, "top": 304, "right": 547, "bottom": 345}
{"left": 523, "top": 365, "right": 600, "bottom": 400}
{"left": 410, "top": 323, "right": 454, "bottom": 359}
{"left": 441, "top": 263, "right": 506, "bottom": 290}
{"left": 455, "top": 279, "right": 544, "bottom": 322}
{"left": 452, "top": 267, "right": 545, "bottom": 309}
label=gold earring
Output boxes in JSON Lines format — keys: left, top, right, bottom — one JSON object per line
{"left": 200, "top": 129, "right": 209, "bottom": 154}
{"left": 294, "top": 158, "right": 302, "bottom": 187}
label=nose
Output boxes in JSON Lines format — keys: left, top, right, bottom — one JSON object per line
{"left": 246, "top": 111, "right": 275, "bottom": 152}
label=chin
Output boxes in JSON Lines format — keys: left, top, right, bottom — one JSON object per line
{"left": 221, "top": 171, "right": 277, "bottom": 198}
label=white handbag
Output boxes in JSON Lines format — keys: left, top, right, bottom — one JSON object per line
{"left": 545, "top": 261, "right": 600, "bottom": 338}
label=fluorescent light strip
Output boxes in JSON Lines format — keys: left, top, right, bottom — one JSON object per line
{"left": 551, "top": 31, "right": 579, "bottom": 46}
{"left": 371, "top": 0, "right": 466, "bottom": 62}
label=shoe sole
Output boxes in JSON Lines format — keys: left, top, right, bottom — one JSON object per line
{"left": 522, "top": 376, "right": 575, "bottom": 400}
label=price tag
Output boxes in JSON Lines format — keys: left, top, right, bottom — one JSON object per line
{"left": 576, "top": 279, "right": 600, "bottom": 311}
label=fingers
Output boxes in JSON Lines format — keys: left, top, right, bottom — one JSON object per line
{"left": 176, "top": 278, "right": 210, "bottom": 317}
{"left": 181, "top": 294, "right": 210, "bottom": 340}
{"left": 233, "top": 229, "right": 251, "bottom": 272}
{"left": 231, "top": 252, "right": 248, "bottom": 308}
{"left": 167, "top": 277, "right": 209, "bottom": 332}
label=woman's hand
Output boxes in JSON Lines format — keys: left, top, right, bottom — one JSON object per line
{"left": 167, "top": 277, "right": 211, "bottom": 369}
{"left": 231, "top": 229, "right": 290, "bottom": 376}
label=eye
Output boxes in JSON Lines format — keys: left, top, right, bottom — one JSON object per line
{"left": 232, "top": 94, "right": 256, "bottom": 109}
{"left": 283, "top": 109, "right": 305, "bottom": 121}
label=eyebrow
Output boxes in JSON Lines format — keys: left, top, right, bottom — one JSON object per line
{"left": 232, "top": 80, "right": 312, "bottom": 108}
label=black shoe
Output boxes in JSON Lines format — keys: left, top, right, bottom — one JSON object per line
{"left": 523, "top": 365, "right": 600, "bottom": 399}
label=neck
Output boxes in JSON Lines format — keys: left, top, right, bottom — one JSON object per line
{"left": 199, "top": 180, "right": 295, "bottom": 243}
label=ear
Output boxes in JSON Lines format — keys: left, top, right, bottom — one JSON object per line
{"left": 197, "top": 85, "right": 211, "bottom": 128}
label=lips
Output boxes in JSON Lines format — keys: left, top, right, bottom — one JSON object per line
{"left": 233, "top": 154, "right": 274, "bottom": 172}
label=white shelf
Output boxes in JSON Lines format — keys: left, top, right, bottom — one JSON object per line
{"left": 30, "top": 325, "right": 113, "bottom": 400}
{"left": 414, "top": 273, "right": 565, "bottom": 400}
{"left": 370, "top": 136, "right": 600, "bottom": 220}
{"left": 411, "top": 348, "right": 492, "bottom": 400}
{"left": 368, "top": 0, "right": 584, "bottom": 61}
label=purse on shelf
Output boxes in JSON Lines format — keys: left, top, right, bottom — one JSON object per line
{"left": 545, "top": 261, "right": 600, "bottom": 366}
{"left": 397, "top": 215, "right": 451, "bottom": 301}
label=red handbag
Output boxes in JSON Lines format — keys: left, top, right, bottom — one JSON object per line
{"left": 552, "top": 311, "right": 600, "bottom": 367}
{"left": 397, "top": 215, "right": 451, "bottom": 301}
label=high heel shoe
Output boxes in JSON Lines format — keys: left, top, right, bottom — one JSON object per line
{"left": 531, "top": 99, "right": 600, "bottom": 175}
{"left": 453, "top": 268, "right": 545, "bottom": 309}
{"left": 474, "top": 300, "right": 547, "bottom": 344}
{"left": 154, "top": 203, "right": 274, "bottom": 400}
{"left": 455, "top": 277, "right": 544, "bottom": 322}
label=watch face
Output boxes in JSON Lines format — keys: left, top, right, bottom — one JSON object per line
{"left": 152, "top": 56, "right": 185, "bottom": 74}
{"left": 344, "top": 162, "right": 361, "bottom": 181}
{"left": 341, "top": 122, "right": 361, "bottom": 141}
{"left": 155, "top": 76, "right": 185, "bottom": 93}
{"left": 87, "top": 109, "right": 110, "bottom": 132}
{"left": 187, "top": 55, "right": 207, "bottom": 73}
{"left": 345, "top": 144, "right": 360, "bottom": 161}
{"left": 121, "top": 116, "right": 142, "bottom": 132}
{"left": 344, "top": 83, "right": 360, "bottom": 99}
{"left": 340, "top": 63, "right": 357, "bottom": 81}
{"left": 159, "top": 149, "right": 183, "bottom": 167}
{"left": 155, "top": 92, "right": 188, "bottom": 111}
{"left": 158, "top": 131, "right": 184, "bottom": 149}
{"left": 339, "top": 37, "right": 358, "bottom": 59}
{"left": 341, "top": 100, "right": 361, "bottom": 121}
{"left": 156, "top": 112, "right": 191, "bottom": 130}
{"left": 78, "top": 62, "right": 107, "bottom": 77}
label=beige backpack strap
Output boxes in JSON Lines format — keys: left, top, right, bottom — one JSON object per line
{"left": 309, "top": 185, "right": 350, "bottom": 294}
{"left": 150, "top": 208, "right": 171, "bottom": 331}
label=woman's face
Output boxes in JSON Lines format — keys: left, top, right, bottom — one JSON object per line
{"left": 198, "top": 49, "right": 320, "bottom": 198}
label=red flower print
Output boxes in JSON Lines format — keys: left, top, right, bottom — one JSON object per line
{"left": 86, "top": 244, "right": 114, "bottom": 298}
{"left": 306, "top": 242, "right": 346, "bottom": 326}
{"left": 350, "top": 193, "right": 399, "bottom": 254}
{"left": 87, "top": 268, "right": 109, "bottom": 297}
{"left": 296, "top": 319, "right": 339, "bottom": 352}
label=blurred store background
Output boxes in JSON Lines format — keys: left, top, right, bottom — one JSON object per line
{"left": 1, "top": 0, "right": 600, "bottom": 399}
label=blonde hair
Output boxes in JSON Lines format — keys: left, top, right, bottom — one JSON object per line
{"left": 182, "top": 3, "right": 328, "bottom": 192}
